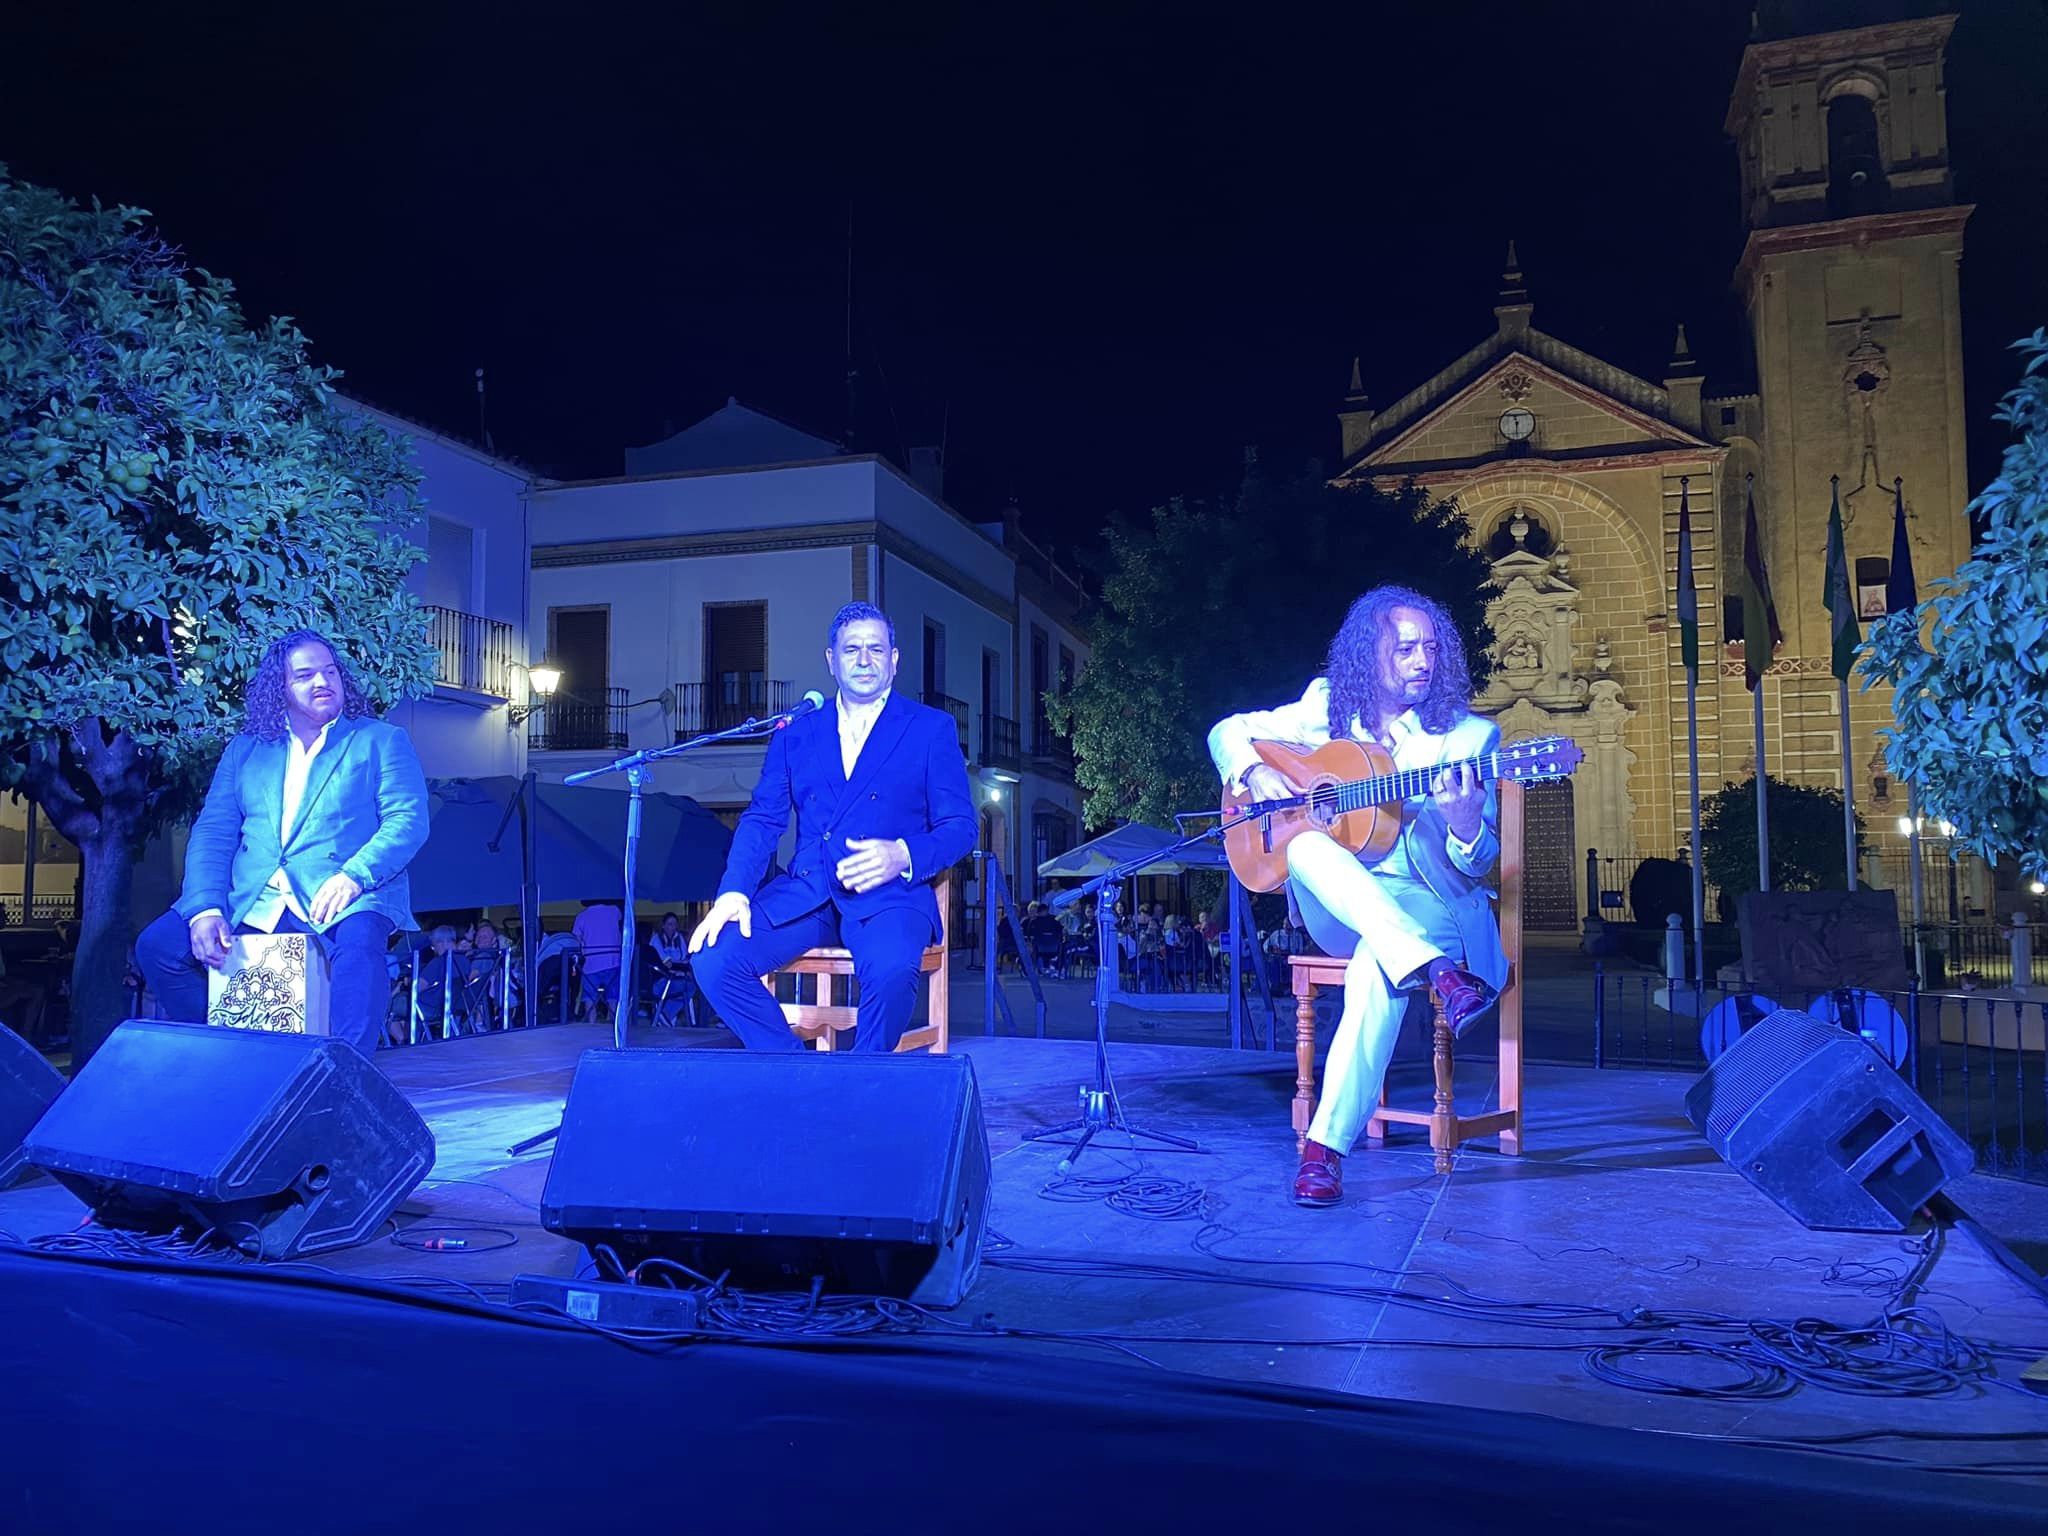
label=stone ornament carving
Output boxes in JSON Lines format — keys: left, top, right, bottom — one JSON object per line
{"left": 1479, "top": 514, "right": 1593, "bottom": 714}
{"left": 1499, "top": 367, "right": 1534, "bottom": 403}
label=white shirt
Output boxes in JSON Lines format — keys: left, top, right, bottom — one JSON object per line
{"left": 836, "top": 688, "right": 891, "bottom": 779}
{"left": 832, "top": 688, "right": 914, "bottom": 883}
{"left": 241, "top": 719, "right": 335, "bottom": 932}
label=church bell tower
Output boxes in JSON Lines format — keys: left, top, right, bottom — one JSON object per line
{"left": 1726, "top": 9, "right": 1972, "bottom": 664}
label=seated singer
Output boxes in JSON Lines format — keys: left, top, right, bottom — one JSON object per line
{"left": 135, "top": 629, "right": 429, "bottom": 1059}
{"left": 1208, "top": 585, "right": 1506, "bottom": 1206}
{"left": 690, "top": 602, "right": 975, "bottom": 1051}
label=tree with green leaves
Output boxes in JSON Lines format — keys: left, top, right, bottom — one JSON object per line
{"left": 0, "top": 168, "right": 435, "bottom": 1061}
{"left": 1699, "top": 774, "right": 1866, "bottom": 911}
{"left": 1047, "top": 465, "right": 1493, "bottom": 829}
{"left": 1863, "top": 332, "right": 2048, "bottom": 882}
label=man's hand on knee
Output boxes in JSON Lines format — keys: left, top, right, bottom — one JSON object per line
{"left": 188, "top": 914, "right": 233, "bottom": 969}
{"left": 689, "top": 893, "right": 752, "bottom": 953}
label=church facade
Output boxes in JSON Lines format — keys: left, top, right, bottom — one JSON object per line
{"left": 1333, "top": 12, "right": 1974, "bottom": 930}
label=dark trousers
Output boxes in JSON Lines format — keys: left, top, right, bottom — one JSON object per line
{"left": 135, "top": 906, "right": 396, "bottom": 1060}
{"left": 692, "top": 903, "right": 929, "bottom": 1052}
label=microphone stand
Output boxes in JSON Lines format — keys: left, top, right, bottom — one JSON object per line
{"left": 508, "top": 697, "right": 822, "bottom": 1156}
{"left": 1025, "top": 800, "right": 1298, "bottom": 1171}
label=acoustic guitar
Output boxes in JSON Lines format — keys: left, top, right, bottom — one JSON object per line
{"left": 1221, "top": 734, "right": 1584, "bottom": 892}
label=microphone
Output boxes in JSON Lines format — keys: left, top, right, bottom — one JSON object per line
{"left": 771, "top": 690, "right": 827, "bottom": 730}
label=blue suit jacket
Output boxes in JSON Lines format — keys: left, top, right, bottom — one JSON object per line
{"left": 174, "top": 716, "right": 430, "bottom": 933}
{"left": 718, "top": 691, "right": 976, "bottom": 940}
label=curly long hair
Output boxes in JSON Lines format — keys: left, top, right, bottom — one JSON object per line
{"left": 1324, "top": 585, "right": 1472, "bottom": 739}
{"left": 242, "top": 629, "right": 373, "bottom": 742}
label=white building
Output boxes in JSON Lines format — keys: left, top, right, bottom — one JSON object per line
{"left": 525, "top": 399, "right": 1089, "bottom": 920}
{"left": 346, "top": 400, "right": 542, "bottom": 782}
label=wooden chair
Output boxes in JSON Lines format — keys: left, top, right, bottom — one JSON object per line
{"left": 1286, "top": 780, "right": 1525, "bottom": 1175}
{"left": 764, "top": 869, "right": 954, "bottom": 1052}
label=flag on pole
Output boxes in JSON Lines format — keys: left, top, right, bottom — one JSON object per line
{"left": 1676, "top": 478, "right": 1700, "bottom": 676}
{"left": 1739, "top": 476, "right": 1783, "bottom": 692}
{"left": 1887, "top": 477, "right": 1917, "bottom": 615}
{"left": 1823, "top": 476, "right": 1860, "bottom": 681}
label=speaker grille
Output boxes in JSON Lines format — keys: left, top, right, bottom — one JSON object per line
{"left": 1697, "top": 1008, "right": 1843, "bottom": 1146}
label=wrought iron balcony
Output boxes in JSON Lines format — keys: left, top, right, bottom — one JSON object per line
{"left": 527, "top": 688, "right": 629, "bottom": 752}
{"left": 675, "top": 680, "right": 797, "bottom": 740}
{"left": 981, "top": 713, "right": 1020, "bottom": 771}
{"left": 1030, "top": 721, "right": 1075, "bottom": 775}
{"left": 925, "top": 691, "right": 970, "bottom": 756}
{"left": 425, "top": 606, "right": 516, "bottom": 699}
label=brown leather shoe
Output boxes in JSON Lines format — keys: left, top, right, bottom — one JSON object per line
{"left": 1429, "top": 962, "right": 1493, "bottom": 1039}
{"left": 1293, "top": 1140, "right": 1342, "bottom": 1206}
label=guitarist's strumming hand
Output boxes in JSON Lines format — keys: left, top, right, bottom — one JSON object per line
{"left": 1242, "top": 765, "right": 1304, "bottom": 806}
{"left": 1430, "top": 761, "right": 1485, "bottom": 843}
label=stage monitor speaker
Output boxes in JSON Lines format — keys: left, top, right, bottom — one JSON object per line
{"left": 1684, "top": 1007, "right": 1971, "bottom": 1232}
{"left": 22, "top": 1019, "right": 434, "bottom": 1259}
{"left": 0, "top": 1022, "right": 65, "bottom": 1189}
{"left": 542, "top": 1048, "right": 990, "bottom": 1307}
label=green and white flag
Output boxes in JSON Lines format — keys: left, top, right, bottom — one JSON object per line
{"left": 1823, "top": 476, "right": 1860, "bottom": 682}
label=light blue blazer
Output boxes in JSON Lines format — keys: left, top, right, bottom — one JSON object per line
{"left": 174, "top": 716, "right": 429, "bottom": 933}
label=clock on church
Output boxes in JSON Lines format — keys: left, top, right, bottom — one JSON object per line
{"left": 1499, "top": 406, "right": 1536, "bottom": 441}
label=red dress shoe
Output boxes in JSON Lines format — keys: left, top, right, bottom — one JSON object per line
{"left": 1293, "top": 1140, "right": 1343, "bottom": 1206}
{"left": 1428, "top": 962, "right": 1493, "bottom": 1039}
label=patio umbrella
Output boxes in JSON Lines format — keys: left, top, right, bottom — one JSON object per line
{"left": 1037, "top": 821, "right": 1227, "bottom": 879}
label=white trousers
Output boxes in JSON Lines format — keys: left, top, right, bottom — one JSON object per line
{"left": 1286, "top": 831, "right": 1461, "bottom": 1156}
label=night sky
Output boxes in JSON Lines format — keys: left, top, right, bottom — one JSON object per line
{"left": 7, "top": 2, "right": 2044, "bottom": 552}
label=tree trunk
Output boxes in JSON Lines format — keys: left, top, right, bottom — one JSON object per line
{"left": 17, "top": 720, "right": 157, "bottom": 1068}
{"left": 70, "top": 824, "right": 138, "bottom": 1066}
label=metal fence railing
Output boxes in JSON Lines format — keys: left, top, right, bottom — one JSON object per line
{"left": 1029, "top": 722, "right": 1074, "bottom": 773}
{"left": 925, "top": 692, "right": 969, "bottom": 756}
{"left": 424, "top": 605, "right": 515, "bottom": 699}
{"left": 981, "top": 713, "right": 1020, "bottom": 770}
{"left": 674, "top": 680, "right": 795, "bottom": 739}
{"left": 1592, "top": 967, "right": 2048, "bottom": 1184}
{"left": 526, "top": 689, "right": 630, "bottom": 752}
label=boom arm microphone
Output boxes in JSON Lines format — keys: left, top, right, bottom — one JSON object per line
{"left": 773, "top": 690, "right": 827, "bottom": 729}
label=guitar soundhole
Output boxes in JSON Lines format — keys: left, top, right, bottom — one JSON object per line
{"left": 1305, "top": 775, "right": 1341, "bottom": 830}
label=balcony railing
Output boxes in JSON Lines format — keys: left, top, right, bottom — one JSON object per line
{"left": 675, "top": 680, "right": 797, "bottom": 740}
{"left": 925, "top": 691, "right": 969, "bottom": 755}
{"left": 425, "top": 606, "right": 515, "bottom": 699}
{"left": 528, "top": 688, "right": 629, "bottom": 752}
{"left": 1030, "top": 721, "right": 1074, "bottom": 774}
{"left": 981, "top": 713, "right": 1020, "bottom": 770}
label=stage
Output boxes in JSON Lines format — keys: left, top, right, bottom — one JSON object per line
{"left": 4, "top": 1021, "right": 2047, "bottom": 1530}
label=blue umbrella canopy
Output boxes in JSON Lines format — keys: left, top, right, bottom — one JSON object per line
{"left": 1036, "top": 821, "right": 1227, "bottom": 879}
{"left": 412, "top": 777, "right": 732, "bottom": 911}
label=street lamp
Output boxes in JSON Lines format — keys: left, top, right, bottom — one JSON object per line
{"left": 508, "top": 660, "right": 562, "bottom": 728}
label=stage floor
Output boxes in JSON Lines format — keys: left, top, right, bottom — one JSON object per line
{"left": 6, "top": 1021, "right": 2047, "bottom": 1484}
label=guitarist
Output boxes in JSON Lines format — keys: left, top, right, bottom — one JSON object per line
{"left": 1209, "top": 585, "right": 1507, "bottom": 1206}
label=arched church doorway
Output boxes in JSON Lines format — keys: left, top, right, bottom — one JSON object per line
{"left": 1521, "top": 779, "right": 1578, "bottom": 931}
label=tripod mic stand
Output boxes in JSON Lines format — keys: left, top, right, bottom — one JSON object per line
{"left": 1022, "top": 811, "right": 1277, "bottom": 1171}
{"left": 508, "top": 696, "right": 821, "bottom": 1157}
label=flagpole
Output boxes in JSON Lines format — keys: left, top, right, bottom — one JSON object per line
{"left": 1839, "top": 674, "right": 1858, "bottom": 890}
{"left": 1824, "top": 477, "right": 1859, "bottom": 892}
{"left": 1677, "top": 476, "right": 1706, "bottom": 985}
{"left": 1688, "top": 671, "right": 1705, "bottom": 984}
{"left": 1908, "top": 783, "right": 1927, "bottom": 986}
{"left": 1754, "top": 681, "right": 1770, "bottom": 893}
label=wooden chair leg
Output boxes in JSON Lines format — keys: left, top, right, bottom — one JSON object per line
{"left": 814, "top": 973, "right": 838, "bottom": 1052}
{"left": 928, "top": 957, "right": 950, "bottom": 1053}
{"left": 1293, "top": 981, "right": 1319, "bottom": 1155}
{"left": 1430, "top": 991, "right": 1455, "bottom": 1176}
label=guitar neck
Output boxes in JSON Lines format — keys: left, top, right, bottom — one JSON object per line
{"left": 1337, "top": 751, "right": 1501, "bottom": 815}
